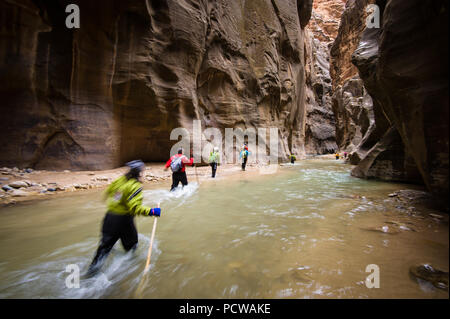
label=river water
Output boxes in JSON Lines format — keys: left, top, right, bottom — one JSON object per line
{"left": 0, "top": 159, "right": 448, "bottom": 298}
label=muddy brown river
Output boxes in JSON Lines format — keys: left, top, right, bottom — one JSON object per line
{"left": 0, "top": 159, "right": 448, "bottom": 298}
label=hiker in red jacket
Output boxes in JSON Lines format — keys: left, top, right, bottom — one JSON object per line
{"left": 164, "top": 148, "right": 194, "bottom": 191}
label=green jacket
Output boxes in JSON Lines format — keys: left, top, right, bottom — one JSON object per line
{"left": 209, "top": 151, "right": 220, "bottom": 164}
{"left": 104, "top": 176, "right": 152, "bottom": 216}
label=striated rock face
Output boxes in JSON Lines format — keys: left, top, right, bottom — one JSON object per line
{"left": 330, "top": 0, "right": 374, "bottom": 90}
{"left": 330, "top": 77, "right": 375, "bottom": 158}
{"left": 329, "top": 0, "right": 376, "bottom": 155}
{"left": 308, "top": 0, "right": 346, "bottom": 43}
{"left": 304, "top": 35, "right": 337, "bottom": 154}
{"left": 0, "top": 0, "right": 314, "bottom": 170}
{"left": 330, "top": 0, "right": 419, "bottom": 185}
{"left": 303, "top": 0, "right": 344, "bottom": 154}
{"left": 351, "top": 0, "right": 449, "bottom": 197}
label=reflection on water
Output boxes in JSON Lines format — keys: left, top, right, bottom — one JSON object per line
{"left": 0, "top": 159, "right": 448, "bottom": 298}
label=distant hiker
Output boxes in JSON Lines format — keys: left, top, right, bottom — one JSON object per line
{"left": 289, "top": 154, "right": 297, "bottom": 164}
{"left": 240, "top": 143, "right": 250, "bottom": 171}
{"left": 344, "top": 152, "right": 348, "bottom": 159}
{"left": 164, "top": 148, "right": 194, "bottom": 191}
{"left": 208, "top": 147, "right": 220, "bottom": 178}
{"left": 335, "top": 152, "right": 340, "bottom": 160}
{"left": 87, "top": 160, "right": 161, "bottom": 277}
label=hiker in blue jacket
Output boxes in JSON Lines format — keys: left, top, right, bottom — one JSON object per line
{"left": 239, "top": 143, "right": 250, "bottom": 171}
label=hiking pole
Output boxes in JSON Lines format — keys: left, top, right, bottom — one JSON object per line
{"left": 134, "top": 202, "right": 160, "bottom": 298}
{"left": 194, "top": 164, "right": 200, "bottom": 185}
{"left": 143, "top": 208, "right": 158, "bottom": 274}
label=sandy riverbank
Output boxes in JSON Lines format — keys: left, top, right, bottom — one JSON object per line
{"left": 1, "top": 155, "right": 335, "bottom": 206}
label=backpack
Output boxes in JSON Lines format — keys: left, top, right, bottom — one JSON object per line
{"left": 170, "top": 156, "right": 183, "bottom": 172}
{"left": 242, "top": 150, "right": 247, "bottom": 159}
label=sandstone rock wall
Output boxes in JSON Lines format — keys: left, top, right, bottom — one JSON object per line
{"left": 329, "top": 0, "right": 376, "bottom": 154}
{"left": 351, "top": 0, "right": 449, "bottom": 197}
{"left": 0, "top": 0, "right": 315, "bottom": 170}
{"left": 331, "top": 0, "right": 448, "bottom": 199}
{"left": 303, "top": 0, "right": 344, "bottom": 154}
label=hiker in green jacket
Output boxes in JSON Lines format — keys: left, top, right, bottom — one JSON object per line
{"left": 289, "top": 154, "right": 297, "bottom": 164}
{"left": 208, "top": 147, "right": 220, "bottom": 178}
{"left": 86, "top": 160, "right": 161, "bottom": 276}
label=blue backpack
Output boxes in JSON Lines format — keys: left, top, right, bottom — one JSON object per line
{"left": 170, "top": 156, "right": 183, "bottom": 172}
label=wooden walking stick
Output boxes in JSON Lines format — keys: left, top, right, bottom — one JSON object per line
{"left": 134, "top": 203, "right": 160, "bottom": 298}
{"left": 194, "top": 164, "right": 200, "bottom": 185}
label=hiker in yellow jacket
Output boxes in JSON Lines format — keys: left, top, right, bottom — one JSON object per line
{"left": 209, "top": 147, "right": 220, "bottom": 178}
{"left": 87, "top": 160, "right": 161, "bottom": 276}
{"left": 289, "top": 154, "right": 297, "bottom": 164}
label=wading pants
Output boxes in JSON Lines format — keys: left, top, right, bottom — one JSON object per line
{"left": 89, "top": 212, "right": 138, "bottom": 273}
{"left": 242, "top": 157, "right": 248, "bottom": 171}
{"left": 171, "top": 171, "right": 188, "bottom": 191}
{"left": 210, "top": 163, "right": 217, "bottom": 178}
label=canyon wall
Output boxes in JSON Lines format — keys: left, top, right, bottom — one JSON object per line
{"left": 331, "top": 0, "right": 449, "bottom": 198}
{"left": 330, "top": 0, "right": 376, "bottom": 158}
{"left": 304, "top": 0, "right": 344, "bottom": 154}
{"left": 0, "top": 0, "right": 315, "bottom": 170}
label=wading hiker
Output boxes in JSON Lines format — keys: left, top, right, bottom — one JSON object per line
{"left": 208, "top": 147, "right": 220, "bottom": 178}
{"left": 289, "top": 154, "right": 297, "bottom": 164}
{"left": 239, "top": 143, "right": 250, "bottom": 171}
{"left": 87, "top": 160, "right": 161, "bottom": 277}
{"left": 335, "top": 152, "right": 340, "bottom": 160}
{"left": 164, "top": 148, "right": 194, "bottom": 191}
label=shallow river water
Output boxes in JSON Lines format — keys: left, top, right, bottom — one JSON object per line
{"left": 0, "top": 159, "right": 448, "bottom": 298}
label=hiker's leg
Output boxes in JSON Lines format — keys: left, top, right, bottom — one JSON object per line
{"left": 120, "top": 217, "right": 138, "bottom": 252}
{"left": 170, "top": 173, "right": 180, "bottom": 191}
{"left": 90, "top": 233, "right": 117, "bottom": 266}
{"left": 88, "top": 213, "right": 121, "bottom": 275}
{"left": 181, "top": 171, "right": 188, "bottom": 188}
{"left": 242, "top": 158, "right": 247, "bottom": 171}
{"left": 212, "top": 163, "right": 217, "bottom": 178}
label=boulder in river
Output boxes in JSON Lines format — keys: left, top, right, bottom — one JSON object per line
{"left": 277, "top": 267, "right": 312, "bottom": 284}
{"left": 9, "top": 181, "right": 29, "bottom": 189}
{"left": 409, "top": 264, "right": 449, "bottom": 291}
{"left": 10, "top": 189, "right": 28, "bottom": 197}
{"left": 362, "top": 225, "right": 400, "bottom": 235}
{"left": 2, "top": 185, "right": 13, "bottom": 192}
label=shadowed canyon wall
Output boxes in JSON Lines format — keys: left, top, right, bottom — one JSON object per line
{"left": 331, "top": 0, "right": 449, "bottom": 198}
{"left": 0, "top": 0, "right": 316, "bottom": 170}
{"left": 303, "top": 0, "right": 345, "bottom": 154}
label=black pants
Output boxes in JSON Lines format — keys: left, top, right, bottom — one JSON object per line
{"left": 242, "top": 157, "right": 248, "bottom": 171}
{"left": 290, "top": 158, "right": 295, "bottom": 164}
{"left": 88, "top": 212, "right": 138, "bottom": 274}
{"left": 171, "top": 171, "right": 188, "bottom": 191}
{"left": 210, "top": 163, "right": 217, "bottom": 178}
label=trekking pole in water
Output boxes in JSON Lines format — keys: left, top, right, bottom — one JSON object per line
{"left": 143, "top": 208, "right": 159, "bottom": 274}
{"left": 194, "top": 164, "right": 200, "bottom": 185}
{"left": 134, "top": 203, "right": 160, "bottom": 298}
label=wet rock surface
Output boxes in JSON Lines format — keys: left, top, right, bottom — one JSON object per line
{"left": 410, "top": 264, "right": 449, "bottom": 291}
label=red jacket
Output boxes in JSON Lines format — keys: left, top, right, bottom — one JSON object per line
{"left": 165, "top": 154, "right": 194, "bottom": 172}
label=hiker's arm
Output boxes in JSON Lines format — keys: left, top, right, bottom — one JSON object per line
{"left": 126, "top": 185, "right": 161, "bottom": 217}
{"left": 103, "top": 179, "right": 116, "bottom": 201}
{"left": 182, "top": 156, "right": 194, "bottom": 166}
{"left": 164, "top": 158, "right": 172, "bottom": 171}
